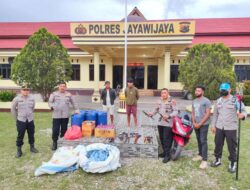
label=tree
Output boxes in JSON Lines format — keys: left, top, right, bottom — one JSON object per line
{"left": 179, "top": 43, "right": 236, "bottom": 100}
{"left": 11, "top": 28, "right": 72, "bottom": 101}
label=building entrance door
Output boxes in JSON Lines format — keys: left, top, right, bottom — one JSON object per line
{"left": 113, "top": 65, "right": 145, "bottom": 89}
{"left": 113, "top": 65, "right": 123, "bottom": 89}
{"left": 147, "top": 65, "right": 158, "bottom": 89}
{"left": 127, "top": 66, "right": 144, "bottom": 89}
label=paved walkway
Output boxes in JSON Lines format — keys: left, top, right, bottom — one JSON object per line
{"left": 74, "top": 95, "right": 192, "bottom": 111}
{"left": 0, "top": 94, "right": 191, "bottom": 113}
{"left": 73, "top": 95, "right": 192, "bottom": 129}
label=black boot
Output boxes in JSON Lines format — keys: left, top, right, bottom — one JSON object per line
{"left": 16, "top": 146, "right": 22, "bottom": 158}
{"left": 162, "top": 156, "right": 171, "bottom": 163}
{"left": 158, "top": 152, "right": 165, "bottom": 158}
{"left": 51, "top": 141, "right": 57, "bottom": 151}
{"left": 30, "top": 144, "right": 39, "bottom": 153}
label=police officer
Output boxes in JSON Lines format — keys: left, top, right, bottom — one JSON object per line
{"left": 48, "top": 81, "right": 79, "bottom": 150}
{"left": 211, "top": 83, "right": 247, "bottom": 173}
{"left": 147, "top": 88, "right": 178, "bottom": 163}
{"left": 11, "top": 84, "right": 39, "bottom": 158}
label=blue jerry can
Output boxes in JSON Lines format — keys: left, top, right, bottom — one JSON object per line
{"left": 71, "top": 113, "right": 84, "bottom": 127}
{"left": 97, "top": 111, "right": 107, "bottom": 125}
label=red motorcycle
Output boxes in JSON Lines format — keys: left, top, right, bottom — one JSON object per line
{"left": 143, "top": 111, "right": 193, "bottom": 160}
{"left": 171, "top": 113, "right": 193, "bottom": 160}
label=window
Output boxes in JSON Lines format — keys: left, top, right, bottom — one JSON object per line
{"left": 99, "top": 64, "right": 105, "bottom": 81}
{"left": 89, "top": 64, "right": 94, "bottom": 81}
{"left": 0, "top": 64, "right": 11, "bottom": 79}
{"left": 235, "top": 65, "right": 250, "bottom": 82}
{"left": 170, "top": 65, "right": 179, "bottom": 82}
{"left": 71, "top": 65, "right": 80, "bottom": 81}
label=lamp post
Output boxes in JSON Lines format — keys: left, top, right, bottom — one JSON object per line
{"left": 123, "top": 0, "right": 128, "bottom": 89}
{"left": 118, "top": 0, "right": 128, "bottom": 113}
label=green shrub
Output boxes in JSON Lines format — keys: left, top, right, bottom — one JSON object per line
{"left": 243, "top": 95, "right": 250, "bottom": 106}
{"left": 178, "top": 43, "right": 236, "bottom": 100}
{"left": 237, "top": 81, "right": 250, "bottom": 106}
{"left": 0, "top": 91, "right": 16, "bottom": 102}
{"left": 243, "top": 80, "right": 250, "bottom": 95}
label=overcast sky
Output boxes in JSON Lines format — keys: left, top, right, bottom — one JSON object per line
{"left": 0, "top": 0, "right": 250, "bottom": 22}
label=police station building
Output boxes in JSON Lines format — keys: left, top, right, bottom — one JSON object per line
{"left": 0, "top": 7, "right": 250, "bottom": 95}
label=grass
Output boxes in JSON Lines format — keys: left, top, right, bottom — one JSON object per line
{"left": 0, "top": 112, "right": 250, "bottom": 190}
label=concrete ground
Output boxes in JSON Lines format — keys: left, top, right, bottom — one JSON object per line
{"left": 74, "top": 95, "right": 192, "bottom": 111}
{"left": 71, "top": 95, "right": 193, "bottom": 131}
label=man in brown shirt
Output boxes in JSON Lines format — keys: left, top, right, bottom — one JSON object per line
{"left": 125, "top": 78, "right": 139, "bottom": 134}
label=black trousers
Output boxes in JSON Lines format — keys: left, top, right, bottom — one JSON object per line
{"left": 194, "top": 124, "right": 209, "bottom": 161}
{"left": 52, "top": 118, "right": 69, "bottom": 142}
{"left": 214, "top": 128, "right": 237, "bottom": 162}
{"left": 158, "top": 125, "right": 173, "bottom": 158}
{"left": 16, "top": 120, "right": 35, "bottom": 147}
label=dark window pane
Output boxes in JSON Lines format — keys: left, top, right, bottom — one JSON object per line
{"left": 113, "top": 65, "right": 123, "bottom": 89}
{"left": 235, "top": 65, "right": 250, "bottom": 82}
{"left": 170, "top": 65, "right": 179, "bottom": 82}
{"left": 147, "top": 65, "right": 158, "bottom": 89}
{"left": 99, "top": 64, "right": 105, "bottom": 81}
{"left": 89, "top": 64, "right": 94, "bottom": 81}
{"left": 0, "top": 64, "right": 11, "bottom": 79}
{"left": 7, "top": 68, "right": 11, "bottom": 78}
{"left": 71, "top": 64, "right": 80, "bottom": 81}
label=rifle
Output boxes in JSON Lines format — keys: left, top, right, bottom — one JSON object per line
{"left": 142, "top": 110, "right": 155, "bottom": 120}
{"left": 143, "top": 110, "right": 169, "bottom": 122}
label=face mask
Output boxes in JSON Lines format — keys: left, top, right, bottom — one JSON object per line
{"left": 220, "top": 90, "right": 229, "bottom": 96}
{"left": 196, "top": 94, "right": 202, "bottom": 98}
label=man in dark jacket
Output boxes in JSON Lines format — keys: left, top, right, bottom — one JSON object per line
{"left": 101, "top": 81, "right": 116, "bottom": 124}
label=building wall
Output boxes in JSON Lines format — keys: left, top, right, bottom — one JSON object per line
{"left": 51, "top": 56, "right": 113, "bottom": 89}
{"left": 0, "top": 55, "right": 113, "bottom": 90}
{"left": 1, "top": 54, "right": 250, "bottom": 91}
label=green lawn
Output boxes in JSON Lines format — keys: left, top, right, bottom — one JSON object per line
{"left": 0, "top": 112, "right": 249, "bottom": 190}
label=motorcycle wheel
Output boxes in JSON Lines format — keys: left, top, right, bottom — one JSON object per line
{"left": 171, "top": 140, "right": 183, "bottom": 161}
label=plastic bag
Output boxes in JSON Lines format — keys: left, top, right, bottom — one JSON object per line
{"left": 34, "top": 145, "right": 84, "bottom": 176}
{"left": 79, "top": 143, "right": 121, "bottom": 173}
{"left": 64, "top": 125, "right": 82, "bottom": 140}
{"left": 35, "top": 144, "right": 121, "bottom": 176}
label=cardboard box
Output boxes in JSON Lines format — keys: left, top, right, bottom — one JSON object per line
{"left": 82, "top": 121, "right": 95, "bottom": 137}
{"left": 95, "top": 125, "right": 115, "bottom": 138}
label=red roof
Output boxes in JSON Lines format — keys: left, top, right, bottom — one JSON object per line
{"left": 0, "top": 22, "right": 70, "bottom": 37}
{"left": 192, "top": 36, "right": 250, "bottom": 49}
{"left": 0, "top": 17, "right": 250, "bottom": 50}
{"left": 194, "top": 18, "right": 250, "bottom": 35}
{"left": 0, "top": 38, "right": 78, "bottom": 49}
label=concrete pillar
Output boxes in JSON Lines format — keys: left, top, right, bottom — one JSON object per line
{"left": 106, "top": 57, "right": 113, "bottom": 87}
{"left": 92, "top": 50, "right": 101, "bottom": 103}
{"left": 163, "top": 51, "right": 171, "bottom": 88}
{"left": 144, "top": 65, "right": 148, "bottom": 89}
